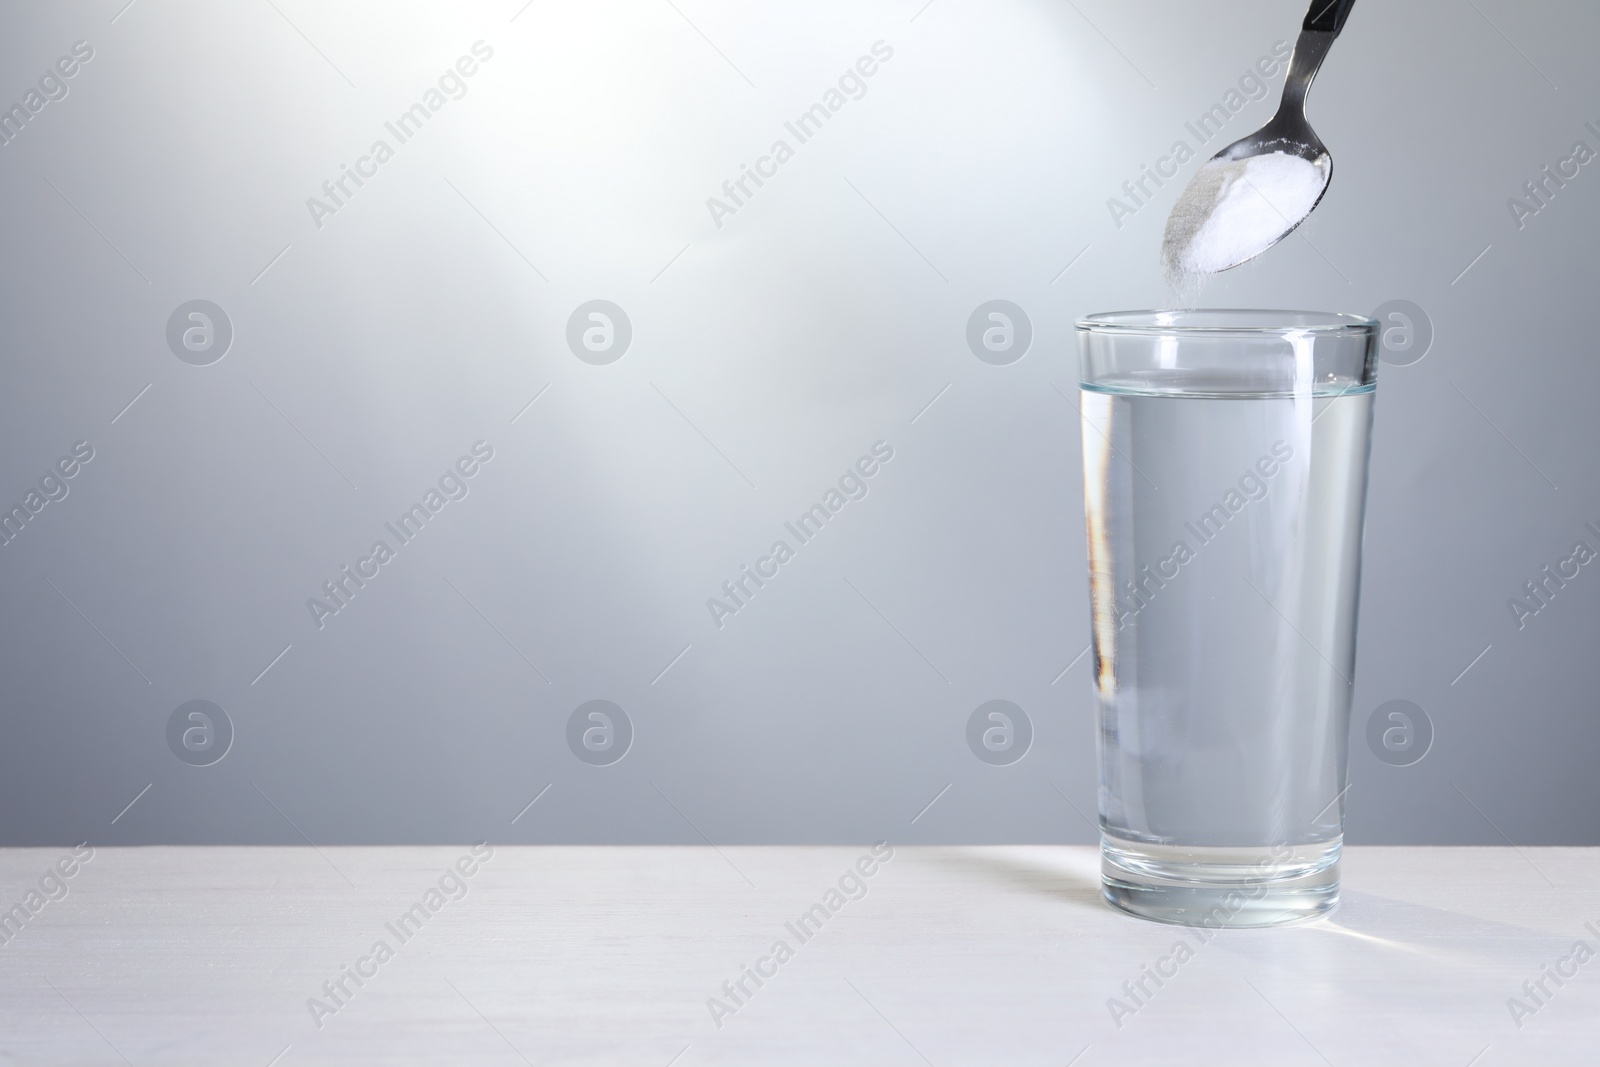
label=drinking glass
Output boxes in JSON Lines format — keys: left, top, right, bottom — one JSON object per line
{"left": 1075, "top": 309, "right": 1378, "bottom": 927}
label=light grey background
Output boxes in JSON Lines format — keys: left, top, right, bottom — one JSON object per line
{"left": 1, "top": 0, "right": 1595, "bottom": 846}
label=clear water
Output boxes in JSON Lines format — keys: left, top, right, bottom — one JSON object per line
{"left": 1081, "top": 379, "right": 1374, "bottom": 867}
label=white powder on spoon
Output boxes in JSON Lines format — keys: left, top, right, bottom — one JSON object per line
{"left": 1161, "top": 151, "right": 1329, "bottom": 280}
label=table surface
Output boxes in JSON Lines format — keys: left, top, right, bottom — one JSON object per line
{"left": 1, "top": 845, "right": 1596, "bottom": 1065}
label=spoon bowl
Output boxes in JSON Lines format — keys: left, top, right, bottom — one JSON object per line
{"left": 1162, "top": 0, "right": 1357, "bottom": 276}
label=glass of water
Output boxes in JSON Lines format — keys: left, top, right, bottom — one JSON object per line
{"left": 1075, "top": 310, "right": 1378, "bottom": 927}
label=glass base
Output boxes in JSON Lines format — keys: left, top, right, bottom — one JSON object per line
{"left": 1100, "top": 833, "right": 1341, "bottom": 928}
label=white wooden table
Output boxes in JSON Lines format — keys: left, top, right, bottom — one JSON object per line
{"left": 1, "top": 846, "right": 1595, "bottom": 1065}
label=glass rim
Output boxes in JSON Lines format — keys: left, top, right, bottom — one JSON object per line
{"left": 1076, "top": 309, "right": 1378, "bottom": 335}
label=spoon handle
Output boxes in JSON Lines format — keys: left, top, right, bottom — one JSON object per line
{"left": 1302, "top": 0, "right": 1357, "bottom": 35}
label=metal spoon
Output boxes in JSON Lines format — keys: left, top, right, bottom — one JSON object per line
{"left": 1162, "top": 0, "right": 1358, "bottom": 274}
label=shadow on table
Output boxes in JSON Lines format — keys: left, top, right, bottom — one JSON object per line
{"left": 1312, "top": 888, "right": 1586, "bottom": 962}
{"left": 915, "top": 847, "right": 1106, "bottom": 914}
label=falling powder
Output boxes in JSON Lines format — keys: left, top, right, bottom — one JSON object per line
{"left": 1161, "top": 151, "right": 1329, "bottom": 280}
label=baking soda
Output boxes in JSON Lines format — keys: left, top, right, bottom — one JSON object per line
{"left": 1162, "top": 151, "right": 1328, "bottom": 280}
